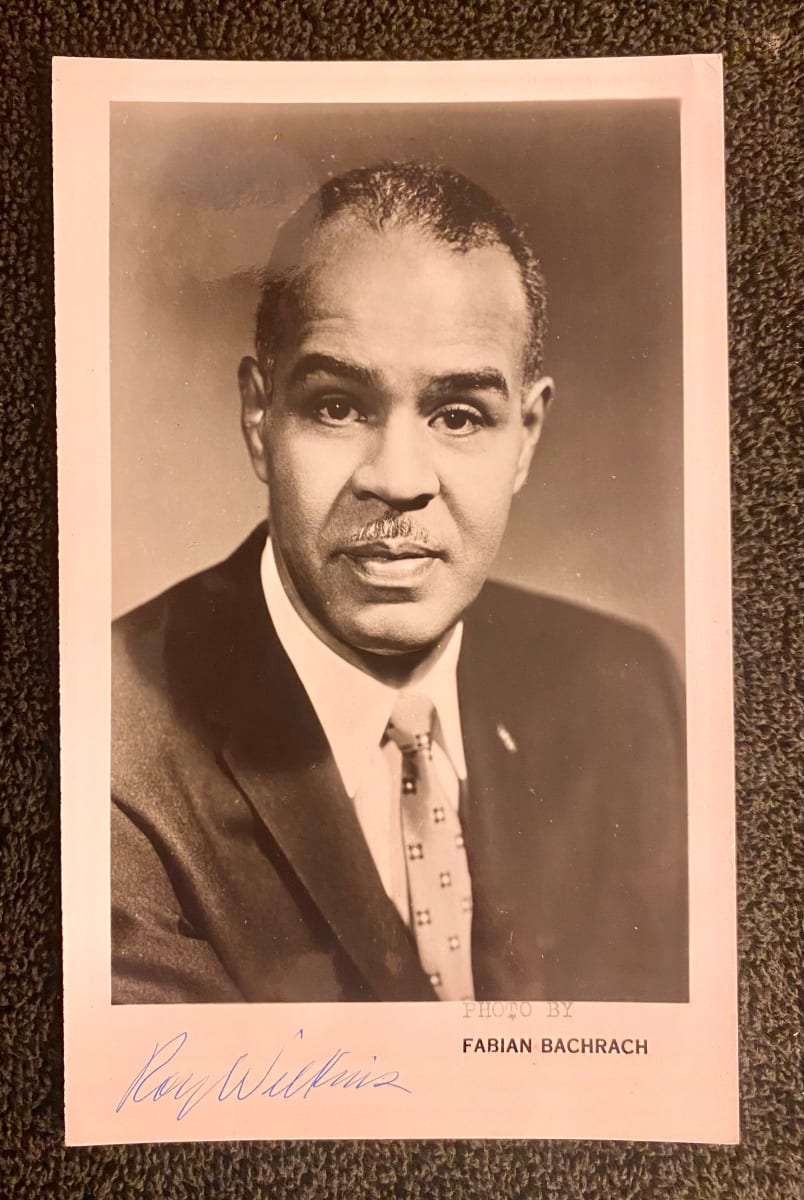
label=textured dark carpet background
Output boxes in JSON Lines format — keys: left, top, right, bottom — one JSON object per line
{"left": 1, "top": 2, "right": 801, "bottom": 1197}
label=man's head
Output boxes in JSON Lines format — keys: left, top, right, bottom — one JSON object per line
{"left": 239, "top": 162, "right": 553, "bottom": 672}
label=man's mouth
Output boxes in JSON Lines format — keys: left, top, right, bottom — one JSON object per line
{"left": 346, "top": 540, "right": 436, "bottom": 560}
{"left": 339, "top": 540, "right": 442, "bottom": 584}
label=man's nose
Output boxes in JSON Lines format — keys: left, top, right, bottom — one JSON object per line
{"left": 350, "top": 412, "right": 439, "bottom": 510}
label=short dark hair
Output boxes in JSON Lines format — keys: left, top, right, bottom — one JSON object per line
{"left": 255, "top": 161, "right": 547, "bottom": 380}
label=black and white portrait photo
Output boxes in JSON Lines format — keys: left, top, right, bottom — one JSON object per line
{"left": 54, "top": 54, "right": 741, "bottom": 1146}
{"left": 108, "top": 100, "right": 688, "bottom": 1007}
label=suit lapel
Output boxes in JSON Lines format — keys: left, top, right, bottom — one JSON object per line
{"left": 189, "top": 528, "right": 434, "bottom": 1001}
{"left": 221, "top": 737, "right": 435, "bottom": 1002}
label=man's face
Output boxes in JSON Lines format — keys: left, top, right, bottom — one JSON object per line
{"left": 242, "top": 217, "right": 551, "bottom": 660}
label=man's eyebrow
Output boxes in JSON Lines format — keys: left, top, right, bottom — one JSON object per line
{"left": 287, "top": 353, "right": 376, "bottom": 389}
{"left": 287, "top": 357, "right": 512, "bottom": 401}
{"left": 423, "top": 370, "right": 510, "bottom": 400}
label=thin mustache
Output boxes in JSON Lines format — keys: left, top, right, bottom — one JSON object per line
{"left": 347, "top": 518, "right": 430, "bottom": 545}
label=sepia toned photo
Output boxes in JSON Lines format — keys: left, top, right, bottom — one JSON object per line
{"left": 56, "top": 57, "right": 736, "bottom": 1145}
{"left": 110, "top": 102, "right": 687, "bottom": 1006}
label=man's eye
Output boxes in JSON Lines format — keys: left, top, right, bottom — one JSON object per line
{"left": 315, "top": 398, "right": 364, "bottom": 425}
{"left": 431, "top": 405, "right": 485, "bottom": 435}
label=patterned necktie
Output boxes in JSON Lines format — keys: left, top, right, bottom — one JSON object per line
{"left": 386, "top": 692, "right": 475, "bottom": 1001}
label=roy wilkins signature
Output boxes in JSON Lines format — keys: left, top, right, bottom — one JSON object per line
{"left": 115, "top": 1030, "right": 412, "bottom": 1122}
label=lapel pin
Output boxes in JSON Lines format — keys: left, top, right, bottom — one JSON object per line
{"left": 496, "top": 723, "right": 517, "bottom": 754}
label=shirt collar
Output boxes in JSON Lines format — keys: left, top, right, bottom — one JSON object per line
{"left": 260, "top": 534, "right": 466, "bottom": 797}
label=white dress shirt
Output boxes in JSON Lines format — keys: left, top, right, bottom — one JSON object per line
{"left": 260, "top": 536, "right": 467, "bottom": 926}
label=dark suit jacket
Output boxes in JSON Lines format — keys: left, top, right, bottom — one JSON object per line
{"left": 111, "top": 525, "right": 687, "bottom": 1004}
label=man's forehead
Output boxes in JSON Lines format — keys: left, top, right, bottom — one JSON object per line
{"left": 297, "top": 211, "right": 524, "bottom": 292}
{"left": 280, "top": 216, "right": 531, "bottom": 373}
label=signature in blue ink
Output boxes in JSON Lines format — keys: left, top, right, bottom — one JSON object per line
{"left": 115, "top": 1030, "right": 412, "bottom": 1122}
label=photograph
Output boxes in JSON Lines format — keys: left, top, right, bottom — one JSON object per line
{"left": 109, "top": 100, "right": 687, "bottom": 1007}
{"left": 55, "top": 56, "right": 736, "bottom": 1145}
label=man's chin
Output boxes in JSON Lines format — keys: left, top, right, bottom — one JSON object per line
{"left": 342, "top": 625, "right": 451, "bottom": 658}
{"left": 328, "top": 607, "right": 461, "bottom": 660}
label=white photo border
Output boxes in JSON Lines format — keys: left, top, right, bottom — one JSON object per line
{"left": 55, "top": 55, "right": 737, "bottom": 1146}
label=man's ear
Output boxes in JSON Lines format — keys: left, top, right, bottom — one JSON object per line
{"left": 513, "top": 375, "right": 553, "bottom": 494}
{"left": 239, "top": 356, "right": 271, "bottom": 484}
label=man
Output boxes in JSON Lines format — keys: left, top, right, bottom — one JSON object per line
{"left": 111, "top": 162, "right": 687, "bottom": 1005}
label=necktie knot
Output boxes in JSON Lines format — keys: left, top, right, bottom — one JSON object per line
{"left": 386, "top": 692, "right": 435, "bottom": 754}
